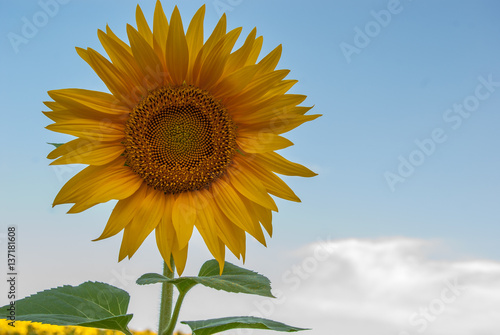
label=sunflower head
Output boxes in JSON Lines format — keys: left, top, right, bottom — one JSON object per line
{"left": 123, "top": 84, "right": 237, "bottom": 194}
{"left": 45, "top": 1, "right": 320, "bottom": 275}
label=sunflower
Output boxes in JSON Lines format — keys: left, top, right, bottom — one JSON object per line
{"left": 45, "top": 1, "right": 319, "bottom": 275}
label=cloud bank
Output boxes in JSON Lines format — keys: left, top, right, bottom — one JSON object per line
{"left": 258, "top": 238, "right": 500, "bottom": 335}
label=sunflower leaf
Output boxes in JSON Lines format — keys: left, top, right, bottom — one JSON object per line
{"left": 181, "top": 316, "right": 310, "bottom": 335}
{"left": 0, "top": 281, "right": 133, "bottom": 335}
{"left": 47, "top": 142, "right": 64, "bottom": 148}
{"left": 136, "top": 260, "right": 274, "bottom": 297}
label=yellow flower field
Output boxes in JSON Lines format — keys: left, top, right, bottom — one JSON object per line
{"left": 0, "top": 320, "right": 187, "bottom": 335}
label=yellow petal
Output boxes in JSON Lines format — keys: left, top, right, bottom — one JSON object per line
{"left": 231, "top": 94, "right": 307, "bottom": 123}
{"left": 289, "top": 106, "right": 315, "bottom": 116}
{"left": 256, "top": 44, "right": 282, "bottom": 75}
{"left": 171, "top": 192, "right": 195, "bottom": 249}
{"left": 135, "top": 4, "right": 153, "bottom": 46}
{"left": 79, "top": 47, "right": 134, "bottom": 98}
{"left": 43, "top": 101, "right": 65, "bottom": 111}
{"left": 172, "top": 242, "right": 189, "bottom": 276}
{"left": 186, "top": 5, "right": 205, "bottom": 75}
{"left": 253, "top": 151, "right": 317, "bottom": 177}
{"left": 54, "top": 160, "right": 143, "bottom": 213}
{"left": 77, "top": 47, "right": 136, "bottom": 107}
{"left": 46, "top": 119, "right": 125, "bottom": 142}
{"left": 244, "top": 114, "right": 321, "bottom": 135}
{"left": 237, "top": 157, "right": 301, "bottom": 202}
{"left": 155, "top": 195, "right": 176, "bottom": 270}
{"left": 98, "top": 29, "right": 148, "bottom": 95}
{"left": 211, "top": 65, "right": 258, "bottom": 98}
{"left": 212, "top": 177, "right": 267, "bottom": 245}
{"left": 276, "top": 114, "right": 322, "bottom": 134}
{"left": 193, "top": 190, "right": 225, "bottom": 267}
{"left": 212, "top": 178, "right": 254, "bottom": 230}
{"left": 224, "top": 27, "right": 257, "bottom": 75}
{"left": 48, "top": 138, "right": 124, "bottom": 166}
{"left": 153, "top": 0, "right": 169, "bottom": 63}
{"left": 211, "top": 200, "right": 246, "bottom": 260}
{"left": 53, "top": 164, "right": 96, "bottom": 204}
{"left": 237, "top": 130, "right": 293, "bottom": 153}
{"left": 238, "top": 195, "right": 269, "bottom": 245}
{"left": 225, "top": 69, "right": 290, "bottom": 108}
{"left": 75, "top": 46, "right": 90, "bottom": 63}
{"left": 95, "top": 183, "right": 148, "bottom": 240}
{"left": 264, "top": 79, "right": 298, "bottom": 98}
{"left": 166, "top": 6, "right": 189, "bottom": 85}
{"left": 120, "top": 189, "right": 165, "bottom": 258}
{"left": 127, "top": 24, "right": 165, "bottom": 88}
{"left": 47, "top": 138, "right": 78, "bottom": 159}
{"left": 67, "top": 175, "right": 142, "bottom": 214}
{"left": 43, "top": 111, "right": 71, "bottom": 122}
{"left": 245, "top": 35, "right": 263, "bottom": 66}
{"left": 201, "top": 13, "right": 227, "bottom": 58}
{"left": 226, "top": 165, "right": 278, "bottom": 212}
{"left": 47, "top": 88, "right": 129, "bottom": 115}
{"left": 216, "top": 240, "right": 226, "bottom": 274}
{"left": 197, "top": 27, "right": 242, "bottom": 90}
{"left": 43, "top": 104, "right": 123, "bottom": 126}
{"left": 105, "top": 25, "right": 132, "bottom": 54}
{"left": 190, "top": 14, "right": 227, "bottom": 83}
{"left": 250, "top": 201, "right": 273, "bottom": 237}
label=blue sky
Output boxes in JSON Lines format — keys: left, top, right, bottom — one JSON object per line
{"left": 1, "top": 0, "right": 500, "bottom": 334}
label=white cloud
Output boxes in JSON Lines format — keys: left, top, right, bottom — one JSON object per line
{"left": 232, "top": 237, "right": 500, "bottom": 335}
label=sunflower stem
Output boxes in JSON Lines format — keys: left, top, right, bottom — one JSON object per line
{"left": 158, "top": 258, "right": 175, "bottom": 335}
{"left": 163, "top": 288, "right": 190, "bottom": 335}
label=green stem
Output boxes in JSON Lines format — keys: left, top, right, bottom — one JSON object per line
{"left": 163, "top": 288, "right": 191, "bottom": 335}
{"left": 158, "top": 259, "right": 175, "bottom": 335}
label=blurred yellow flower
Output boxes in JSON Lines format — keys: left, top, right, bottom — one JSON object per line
{"left": 0, "top": 320, "right": 182, "bottom": 335}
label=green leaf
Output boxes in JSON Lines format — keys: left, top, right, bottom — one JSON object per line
{"left": 0, "top": 282, "right": 133, "bottom": 335}
{"left": 182, "top": 316, "right": 310, "bottom": 335}
{"left": 136, "top": 272, "right": 168, "bottom": 285}
{"left": 137, "top": 260, "right": 274, "bottom": 297}
{"left": 48, "top": 142, "right": 64, "bottom": 148}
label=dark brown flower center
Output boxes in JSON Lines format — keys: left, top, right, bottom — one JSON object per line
{"left": 124, "top": 85, "right": 237, "bottom": 194}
